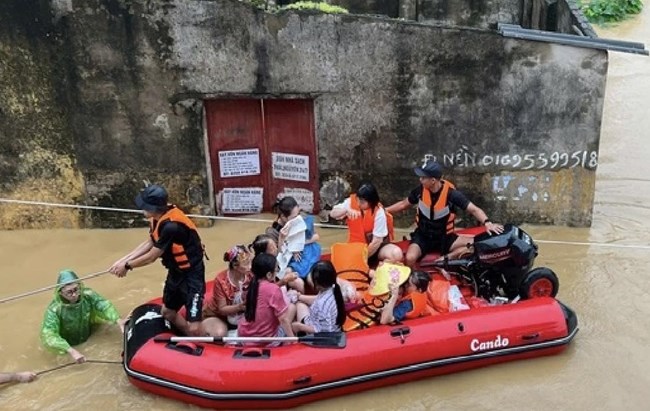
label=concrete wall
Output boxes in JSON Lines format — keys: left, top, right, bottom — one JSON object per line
{"left": 0, "top": 0, "right": 608, "bottom": 228}
{"left": 327, "top": 0, "right": 522, "bottom": 28}
{"left": 416, "top": 0, "right": 521, "bottom": 28}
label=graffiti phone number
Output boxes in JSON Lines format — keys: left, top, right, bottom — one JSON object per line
{"left": 439, "top": 150, "right": 598, "bottom": 170}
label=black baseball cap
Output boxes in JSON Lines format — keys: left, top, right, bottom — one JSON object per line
{"left": 135, "top": 184, "right": 169, "bottom": 213}
{"left": 414, "top": 161, "right": 443, "bottom": 179}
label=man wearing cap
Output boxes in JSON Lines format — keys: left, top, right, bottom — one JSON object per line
{"left": 108, "top": 185, "right": 206, "bottom": 336}
{"left": 386, "top": 161, "right": 503, "bottom": 267}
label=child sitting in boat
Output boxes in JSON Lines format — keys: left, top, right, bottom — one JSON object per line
{"left": 367, "top": 264, "right": 430, "bottom": 325}
{"left": 251, "top": 234, "right": 303, "bottom": 293}
{"left": 238, "top": 253, "right": 296, "bottom": 339}
{"left": 292, "top": 261, "right": 346, "bottom": 334}
{"left": 274, "top": 196, "right": 322, "bottom": 293}
{"left": 202, "top": 245, "right": 253, "bottom": 337}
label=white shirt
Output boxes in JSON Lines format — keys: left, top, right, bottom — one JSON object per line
{"left": 333, "top": 198, "right": 388, "bottom": 239}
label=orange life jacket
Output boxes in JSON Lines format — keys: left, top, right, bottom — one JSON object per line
{"left": 150, "top": 206, "right": 204, "bottom": 271}
{"left": 330, "top": 242, "right": 369, "bottom": 276}
{"left": 399, "top": 291, "right": 429, "bottom": 320}
{"left": 343, "top": 290, "right": 390, "bottom": 332}
{"left": 347, "top": 194, "right": 395, "bottom": 243}
{"left": 415, "top": 180, "right": 456, "bottom": 235}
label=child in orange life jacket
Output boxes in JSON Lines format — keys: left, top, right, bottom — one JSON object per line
{"left": 372, "top": 267, "right": 430, "bottom": 325}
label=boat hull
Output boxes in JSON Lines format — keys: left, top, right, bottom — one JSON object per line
{"left": 123, "top": 297, "right": 578, "bottom": 409}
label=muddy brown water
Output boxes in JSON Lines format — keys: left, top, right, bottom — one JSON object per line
{"left": 2, "top": 12, "right": 650, "bottom": 411}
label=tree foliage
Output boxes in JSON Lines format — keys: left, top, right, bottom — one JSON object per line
{"left": 580, "top": 0, "right": 643, "bottom": 23}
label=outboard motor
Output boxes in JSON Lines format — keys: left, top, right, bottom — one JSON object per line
{"left": 473, "top": 224, "right": 538, "bottom": 287}
{"left": 431, "top": 224, "right": 559, "bottom": 301}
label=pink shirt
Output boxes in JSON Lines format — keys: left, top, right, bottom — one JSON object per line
{"left": 238, "top": 280, "right": 288, "bottom": 337}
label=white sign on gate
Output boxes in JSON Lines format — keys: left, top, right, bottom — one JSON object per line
{"left": 221, "top": 187, "right": 264, "bottom": 214}
{"left": 279, "top": 188, "right": 315, "bottom": 213}
{"left": 272, "top": 152, "right": 310, "bottom": 182}
{"left": 218, "top": 148, "right": 260, "bottom": 178}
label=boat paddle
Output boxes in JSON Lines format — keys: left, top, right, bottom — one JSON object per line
{"left": 153, "top": 332, "right": 346, "bottom": 348}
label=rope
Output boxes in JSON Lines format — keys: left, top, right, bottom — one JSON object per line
{"left": 2, "top": 198, "right": 650, "bottom": 250}
{"left": 36, "top": 359, "right": 122, "bottom": 376}
{"left": 0, "top": 198, "right": 347, "bottom": 230}
{"left": 0, "top": 270, "right": 110, "bottom": 305}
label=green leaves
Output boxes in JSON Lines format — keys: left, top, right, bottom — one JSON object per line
{"left": 580, "top": 0, "right": 644, "bottom": 24}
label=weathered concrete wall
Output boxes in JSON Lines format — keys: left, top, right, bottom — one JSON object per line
{"left": 416, "top": 0, "right": 521, "bottom": 28}
{"left": 0, "top": 0, "right": 210, "bottom": 228}
{"left": 331, "top": 0, "right": 400, "bottom": 17}
{"left": 0, "top": 1, "right": 85, "bottom": 228}
{"left": 328, "top": 0, "right": 522, "bottom": 29}
{"left": 0, "top": 0, "right": 607, "bottom": 228}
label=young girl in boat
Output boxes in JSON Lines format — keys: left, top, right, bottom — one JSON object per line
{"left": 251, "top": 233, "right": 303, "bottom": 295}
{"left": 202, "top": 245, "right": 253, "bottom": 337}
{"left": 292, "top": 261, "right": 346, "bottom": 334}
{"left": 238, "top": 253, "right": 296, "bottom": 339}
{"left": 272, "top": 197, "right": 322, "bottom": 293}
{"left": 369, "top": 264, "right": 430, "bottom": 325}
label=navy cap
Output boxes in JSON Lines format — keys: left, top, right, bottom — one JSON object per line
{"left": 414, "top": 161, "right": 443, "bottom": 179}
{"left": 135, "top": 184, "right": 169, "bottom": 213}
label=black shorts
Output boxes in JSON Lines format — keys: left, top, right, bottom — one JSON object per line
{"left": 409, "top": 230, "right": 458, "bottom": 257}
{"left": 367, "top": 241, "right": 392, "bottom": 268}
{"left": 162, "top": 263, "right": 206, "bottom": 322}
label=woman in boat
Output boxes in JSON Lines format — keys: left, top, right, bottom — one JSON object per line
{"left": 238, "top": 253, "right": 296, "bottom": 339}
{"left": 274, "top": 197, "right": 322, "bottom": 293}
{"left": 292, "top": 261, "right": 346, "bottom": 334}
{"left": 330, "top": 183, "right": 403, "bottom": 266}
{"left": 202, "top": 246, "right": 254, "bottom": 337}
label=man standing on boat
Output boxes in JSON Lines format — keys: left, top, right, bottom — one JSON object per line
{"left": 108, "top": 184, "right": 206, "bottom": 336}
{"left": 386, "top": 161, "right": 504, "bottom": 267}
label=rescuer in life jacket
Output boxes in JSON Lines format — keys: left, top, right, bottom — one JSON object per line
{"left": 108, "top": 184, "right": 206, "bottom": 336}
{"left": 330, "top": 183, "right": 403, "bottom": 266}
{"left": 385, "top": 161, "right": 504, "bottom": 267}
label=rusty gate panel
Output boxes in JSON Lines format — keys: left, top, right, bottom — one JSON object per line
{"left": 205, "top": 98, "right": 319, "bottom": 214}
{"left": 263, "top": 99, "right": 319, "bottom": 213}
{"left": 205, "top": 99, "right": 267, "bottom": 214}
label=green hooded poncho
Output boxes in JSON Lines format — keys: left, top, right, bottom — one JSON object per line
{"left": 40, "top": 269, "right": 120, "bottom": 354}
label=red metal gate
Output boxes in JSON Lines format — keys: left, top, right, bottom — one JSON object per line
{"left": 205, "top": 99, "right": 319, "bottom": 214}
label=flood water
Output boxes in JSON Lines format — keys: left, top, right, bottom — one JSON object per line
{"left": 2, "top": 10, "right": 650, "bottom": 411}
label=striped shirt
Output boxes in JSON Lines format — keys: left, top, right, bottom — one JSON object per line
{"left": 304, "top": 288, "right": 340, "bottom": 333}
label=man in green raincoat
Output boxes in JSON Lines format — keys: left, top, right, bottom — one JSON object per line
{"left": 40, "top": 269, "right": 121, "bottom": 363}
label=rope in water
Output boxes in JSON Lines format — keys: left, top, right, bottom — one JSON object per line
{"left": 36, "top": 359, "right": 122, "bottom": 376}
{"left": 2, "top": 198, "right": 649, "bottom": 250}
{"left": 0, "top": 270, "right": 111, "bottom": 305}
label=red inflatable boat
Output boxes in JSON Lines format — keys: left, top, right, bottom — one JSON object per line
{"left": 122, "top": 225, "right": 578, "bottom": 409}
